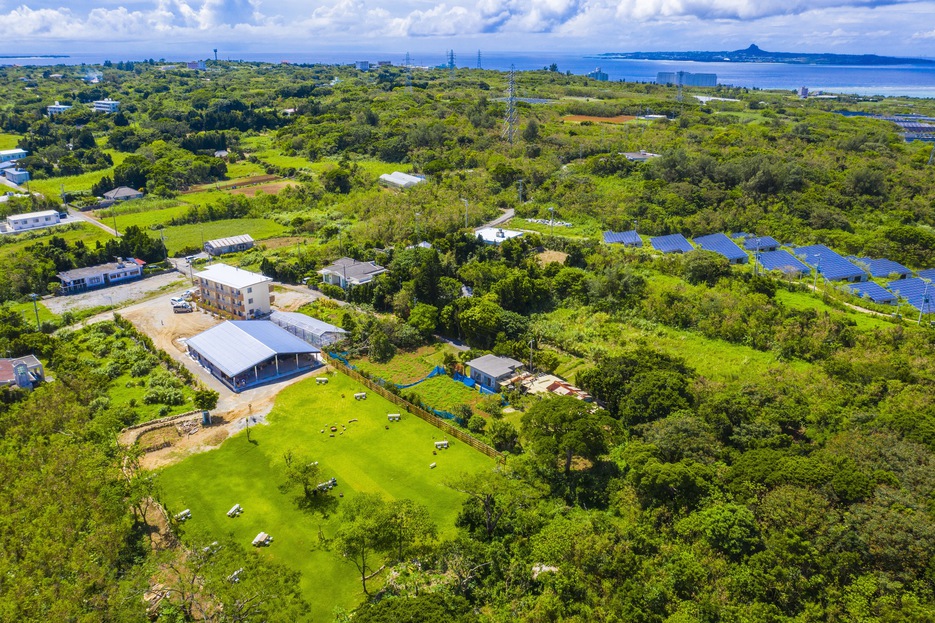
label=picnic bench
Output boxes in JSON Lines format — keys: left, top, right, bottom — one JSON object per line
{"left": 354, "top": 392, "right": 367, "bottom": 400}
{"left": 316, "top": 377, "right": 328, "bottom": 385}
{"left": 435, "top": 440, "right": 449, "bottom": 449}
{"left": 227, "top": 504, "right": 242, "bottom": 518}
{"left": 387, "top": 413, "right": 401, "bottom": 422}
{"left": 175, "top": 509, "right": 192, "bottom": 521}
{"left": 252, "top": 532, "right": 272, "bottom": 547}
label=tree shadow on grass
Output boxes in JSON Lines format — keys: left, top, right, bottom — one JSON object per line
{"left": 294, "top": 492, "right": 340, "bottom": 518}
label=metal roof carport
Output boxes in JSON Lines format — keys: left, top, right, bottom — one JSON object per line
{"left": 186, "top": 321, "right": 321, "bottom": 392}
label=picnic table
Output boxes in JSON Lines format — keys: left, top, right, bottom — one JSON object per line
{"left": 252, "top": 532, "right": 272, "bottom": 547}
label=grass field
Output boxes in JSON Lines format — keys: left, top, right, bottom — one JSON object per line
{"left": 0, "top": 133, "right": 20, "bottom": 150}
{"left": 0, "top": 223, "right": 112, "bottom": 262}
{"left": 6, "top": 300, "right": 58, "bottom": 324}
{"left": 99, "top": 204, "right": 191, "bottom": 231}
{"left": 158, "top": 373, "right": 493, "bottom": 620}
{"left": 405, "top": 376, "right": 495, "bottom": 417}
{"left": 354, "top": 344, "right": 452, "bottom": 384}
{"left": 160, "top": 218, "right": 288, "bottom": 254}
{"left": 27, "top": 151, "right": 129, "bottom": 198}
{"left": 776, "top": 288, "right": 898, "bottom": 332}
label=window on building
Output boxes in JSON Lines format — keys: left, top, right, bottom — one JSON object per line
{"left": 248, "top": 298, "right": 253, "bottom": 304}
{"left": 247, "top": 287, "right": 253, "bottom": 293}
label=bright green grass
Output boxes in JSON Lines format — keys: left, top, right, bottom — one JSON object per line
{"left": 226, "top": 161, "right": 267, "bottom": 177}
{"left": 103, "top": 204, "right": 191, "bottom": 231}
{"left": 354, "top": 344, "right": 453, "bottom": 384}
{"left": 0, "top": 133, "right": 21, "bottom": 150}
{"left": 6, "top": 300, "right": 58, "bottom": 324}
{"left": 160, "top": 218, "right": 288, "bottom": 254}
{"left": 508, "top": 216, "right": 602, "bottom": 239}
{"left": 406, "top": 376, "right": 494, "bottom": 416}
{"left": 775, "top": 288, "right": 897, "bottom": 332}
{"left": 259, "top": 153, "right": 314, "bottom": 169}
{"left": 158, "top": 373, "right": 493, "bottom": 620}
{"left": 0, "top": 223, "right": 112, "bottom": 262}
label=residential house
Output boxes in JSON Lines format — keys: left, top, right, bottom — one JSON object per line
{"left": 204, "top": 234, "right": 254, "bottom": 256}
{"left": 0, "top": 355, "right": 44, "bottom": 389}
{"left": 194, "top": 263, "right": 273, "bottom": 319}
{"left": 465, "top": 354, "right": 524, "bottom": 392}
{"left": 475, "top": 227, "right": 524, "bottom": 245}
{"left": 57, "top": 258, "right": 143, "bottom": 294}
{"left": 102, "top": 186, "right": 143, "bottom": 201}
{"left": 318, "top": 257, "right": 386, "bottom": 290}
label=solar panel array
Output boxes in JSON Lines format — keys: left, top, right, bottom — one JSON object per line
{"left": 852, "top": 257, "right": 913, "bottom": 279}
{"left": 757, "top": 250, "right": 812, "bottom": 275}
{"left": 602, "top": 230, "right": 642, "bottom": 246}
{"left": 742, "top": 236, "right": 780, "bottom": 252}
{"left": 847, "top": 282, "right": 896, "bottom": 304}
{"left": 651, "top": 233, "right": 694, "bottom": 254}
{"left": 889, "top": 278, "right": 934, "bottom": 314}
{"left": 918, "top": 268, "right": 935, "bottom": 281}
{"left": 693, "top": 233, "right": 748, "bottom": 263}
{"left": 794, "top": 245, "right": 867, "bottom": 282}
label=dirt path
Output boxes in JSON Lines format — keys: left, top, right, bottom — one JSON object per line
{"left": 806, "top": 283, "right": 892, "bottom": 318}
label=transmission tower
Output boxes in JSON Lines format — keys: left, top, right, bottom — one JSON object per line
{"left": 447, "top": 50, "right": 456, "bottom": 79}
{"left": 477, "top": 50, "right": 482, "bottom": 69}
{"left": 502, "top": 64, "right": 518, "bottom": 144}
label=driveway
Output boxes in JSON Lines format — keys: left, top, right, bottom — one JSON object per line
{"left": 67, "top": 206, "right": 118, "bottom": 236}
{"left": 45, "top": 271, "right": 189, "bottom": 315}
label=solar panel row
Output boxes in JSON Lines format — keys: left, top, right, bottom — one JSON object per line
{"left": 651, "top": 233, "right": 694, "bottom": 254}
{"left": 851, "top": 257, "right": 913, "bottom": 279}
{"left": 602, "top": 230, "right": 642, "bottom": 246}
{"left": 757, "top": 250, "right": 811, "bottom": 275}
{"left": 888, "top": 278, "right": 935, "bottom": 314}
{"left": 918, "top": 269, "right": 935, "bottom": 281}
{"left": 742, "top": 236, "right": 780, "bottom": 252}
{"left": 847, "top": 282, "right": 896, "bottom": 304}
{"left": 794, "top": 245, "right": 867, "bottom": 282}
{"left": 693, "top": 233, "right": 748, "bottom": 263}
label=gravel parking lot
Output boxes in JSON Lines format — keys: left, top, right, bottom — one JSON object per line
{"left": 44, "top": 271, "right": 190, "bottom": 315}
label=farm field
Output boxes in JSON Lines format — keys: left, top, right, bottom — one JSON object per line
{"left": 353, "top": 344, "right": 452, "bottom": 384}
{"left": 0, "top": 133, "right": 20, "bottom": 150}
{"left": 28, "top": 150, "right": 129, "bottom": 198}
{"left": 0, "top": 223, "right": 111, "bottom": 262}
{"left": 159, "top": 218, "right": 288, "bottom": 254}
{"left": 158, "top": 372, "right": 494, "bottom": 620}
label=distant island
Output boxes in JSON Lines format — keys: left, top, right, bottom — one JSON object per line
{"left": 598, "top": 44, "right": 935, "bottom": 66}
{"left": 0, "top": 55, "right": 69, "bottom": 59}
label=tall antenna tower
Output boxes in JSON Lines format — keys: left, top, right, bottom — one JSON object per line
{"left": 447, "top": 50, "right": 456, "bottom": 78}
{"left": 477, "top": 50, "right": 482, "bottom": 69}
{"left": 404, "top": 52, "right": 413, "bottom": 93}
{"left": 502, "top": 64, "right": 518, "bottom": 144}
{"left": 213, "top": 48, "right": 218, "bottom": 62}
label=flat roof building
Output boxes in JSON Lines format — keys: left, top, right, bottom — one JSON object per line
{"left": 0, "top": 149, "right": 27, "bottom": 164}
{"left": 465, "top": 354, "right": 524, "bottom": 392}
{"left": 656, "top": 71, "right": 717, "bottom": 87}
{"left": 186, "top": 321, "right": 321, "bottom": 392}
{"left": 92, "top": 99, "right": 120, "bottom": 113}
{"left": 58, "top": 258, "right": 142, "bottom": 294}
{"left": 0, "top": 355, "right": 44, "bottom": 389}
{"left": 204, "top": 234, "right": 254, "bottom": 256}
{"left": 194, "top": 264, "right": 273, "bottom": 319}
{"left": 475, "top": 227, "right": 524, "bottom": 245}
{"left": 6, "top": 210, "right": 60, "bottom": 232}
{"left": 3, "top": 168, "right": 30, "bottom": 185}
{"left": 47, "top": 101, "right": 72, "bottom": 116}
{"left": 319, "top": 257, "right": 386, "bottom": 289}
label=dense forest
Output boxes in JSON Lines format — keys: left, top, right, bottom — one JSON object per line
{"left": 1, "top": 58, "right": 935, "bottom": 622}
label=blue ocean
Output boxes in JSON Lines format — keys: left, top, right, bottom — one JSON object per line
{"left": 3, "top": 50, "right": 934, "bottom": 98}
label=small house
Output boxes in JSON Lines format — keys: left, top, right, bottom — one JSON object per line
{"left": 103, "top": 186, "right": 143, "bottom": 202}
{"left": 57, "top": 258, "right": 143, "bottom": 294}
{"left": 465, "top": 354, "right": 524, "bottom": 392}
{"left": 3, "top": 168, "right": 30, "bottom": 185}
{"left": 204, "top": 234, "right": 254, "bottom": 256}
{"left": 6, "top": 210, "right": 60, "bottom": 232}
{"left": 319, "top": 257, "right": 386, "bottom": 289}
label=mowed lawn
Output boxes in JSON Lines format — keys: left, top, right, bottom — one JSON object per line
{"left": 0, "top": 133, "right": 20, "bottom": 150}
{"left": 158, "top": 373, "right": 493, "bottom": 620}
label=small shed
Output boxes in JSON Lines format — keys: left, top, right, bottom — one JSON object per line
{"left": 204, "top": 234, "right": 255, "bottom": 256}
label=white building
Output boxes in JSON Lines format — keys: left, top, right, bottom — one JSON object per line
{"left": 378, "top": 171, "right": 426, "bottom": 189}
{"left": 187, "top": 61, "right": 207, "bottom": 70}
{"left": 475, "top": 227, "right": 524, "bottom": 245}
{"left": 47, "top": 101, "right": 72, "bottom": 116}
{"left": 0, "top": 149, "right": 27, "bottom": 164}
{"left": 58, "top": 258, "right": 143, "bottom": 293}
{"left": 621, "top": 150, "right": 661, "bottom": 162}
{"left": 204, "top": 234, "right": 255, "bottom": 256}
{"left": 92, "top": 99, "right": 120, "bottom": 113}
{"left": 194, "top": 263, "right": 273, "bottom": 319}
{"left": 656, "top": 71, "right": 717, "bottom": 87}
{"left": 7, "top": 210, "right": 60, "bottom": 232}
{"left": 3, "top": 169, "right": 30, "bottom": 185}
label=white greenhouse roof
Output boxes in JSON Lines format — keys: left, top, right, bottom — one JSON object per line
{"left": 205, "top": 234, "right": 254, "bottom": 248}
{"left": 194, "top": 264, "right": 271, "bottom": 289}
{"left": 269, "top": 311, "right": 346, "bottom": 338}
{"left": 187, "top": 321, "right": 319, "bottom": 378}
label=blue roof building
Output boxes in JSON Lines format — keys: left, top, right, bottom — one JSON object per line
{"left": 756, "top": 250, "right": 811, "bottom": 275}
{"left": 693, "top": 233, "right": 748, "bottom": 264}
{"left": 602, "top": 230, "right": 642, "bottom": 247}
{"left": 794, "top": 245, "right": 867, "bottom": 282}
{"left": 651, "top": 233, "right": 694, "bottom": 254}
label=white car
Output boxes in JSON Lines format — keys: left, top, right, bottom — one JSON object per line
{"left": 170, "top": 297, "right": 185, "bottom": 306}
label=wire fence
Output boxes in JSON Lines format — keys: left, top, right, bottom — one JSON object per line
{"left": 322, "top": 353, "right": 503, "bottom": 461}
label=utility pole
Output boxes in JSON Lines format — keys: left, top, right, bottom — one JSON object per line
{"left": 529, "top": 338, "right": 534, "bottom": 373}
{"left": 517, "top": 179, "right": 524, "bottom": 203}
{"left": 29, "top": 293, "right": 40, "bottom": 328}
{"left": 461, "top": 198, "right": 468, "bottom": 228}
{"left": 920, "top": 281, "right": 931, "bottom": 326}
{"left": 753, "top": 236, "right": 760, "bottom": 276}
{"left": 813, "top": 254, "right": 821, "bottom": 290}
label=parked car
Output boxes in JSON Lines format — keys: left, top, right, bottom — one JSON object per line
{"left": 173, "top": 302, "right": 193, "bottom": 313}
{"left": 170, "top": 297, "right": 185, "bottom": 306}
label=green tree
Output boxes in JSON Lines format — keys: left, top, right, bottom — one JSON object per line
{"left": 282, "top": 450, "right": 322, "bottom": 502}
{"left": 521, "top": 396, "right": 614, "bottom": 474}
{"left": 408, "top": 303, "right": 438, "bottom": 338}
{"left": 193, "top": 387, "right": 219, "bottom": 411}
{"left": 331, "top": 494, "right": 391, "bottom": 595}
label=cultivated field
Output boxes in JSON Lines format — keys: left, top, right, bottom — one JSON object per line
{"left": 562, "top": 114, "right": 636, "bottom": 124}
{"left": 158, "top": 372, "right": 494, "bottom": 620}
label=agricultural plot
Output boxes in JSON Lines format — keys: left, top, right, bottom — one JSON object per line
{"left": 158, "top": 373, "right": 493, "bottom": 620}
{"left": 159, "top": 218, "right": 288, "bottom": 254}
{"left": 0, "top": 223, "right": 111, "bottom": 262}
{"left": 354, "top": 344, "right": 452, "bottom": 384}
{"left": 27, "top": 150, "right": 129, "bottom": 198}
{"left": 0, "top": 133, "right": 20, "bottom": 150}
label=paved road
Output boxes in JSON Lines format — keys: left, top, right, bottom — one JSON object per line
{"left": 67, "top": 206, "right": 119, "bottom": 236}
{"left": 476, "top": 208, "right": 515, "bottom": 231}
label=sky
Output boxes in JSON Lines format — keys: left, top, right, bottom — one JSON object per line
{"left": 1, "top": 0, "right": 935, "bottom": 58}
